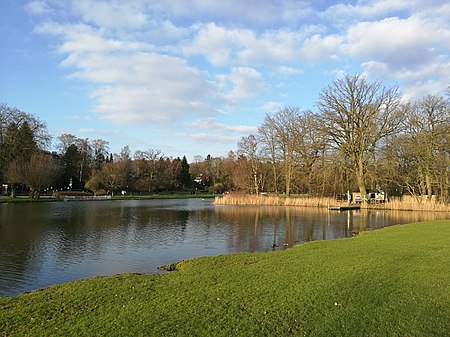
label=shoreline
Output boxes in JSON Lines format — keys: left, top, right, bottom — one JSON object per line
{"left": 214, "top": 194, "right": 450, "bottom": 212}
{"left": 0, "top": 193, "right": 216, "bottom": 204}
{"left": 1, "top": 220, "right": 449, "bottom": 336}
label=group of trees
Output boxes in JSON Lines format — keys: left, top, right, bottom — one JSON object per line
{"left": 0, "top": 108, "right": 197, "bottom": 196}
{"left": 0, "top": 104, "right": 53, "bottom": 197}
{"left": 233, "top": 75, "right": 449, "bottom": 202}
{"left": 84, "top": 147, "right": 192, "bottom": 196}
{"left": 1, "top": 74, "right": 449, "bottom": 201}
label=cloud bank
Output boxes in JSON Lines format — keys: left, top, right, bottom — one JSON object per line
{"left": 26, "top": 0, "right": 450, "bottom": 153}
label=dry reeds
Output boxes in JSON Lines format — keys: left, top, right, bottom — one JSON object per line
{"left": 215, "top": 194, "right": 337, "bottom": 208}
{"left": 215, "top": 194, "right": 450, "bottom": 212}
{"left": 374, "top": 195, "right": 450, "bottom": 212}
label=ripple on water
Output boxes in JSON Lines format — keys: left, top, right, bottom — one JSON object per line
{"left": 1, "top": 199, "right": 448, "bottom": 296}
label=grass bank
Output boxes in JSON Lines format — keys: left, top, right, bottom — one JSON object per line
{"left": 215, "top": 193, "right": 450, "bottom": 212}
{"left": 0, "top": 193, "right": 215, "bottom": 203}
{"left": 0, "top": 196, "right": 59, "bottom": 204}
{"left": 112, "top": 193, "right": 215, "bottom": 200}
{"left": 1, "top": 220, "right": 449, "bottom": 336}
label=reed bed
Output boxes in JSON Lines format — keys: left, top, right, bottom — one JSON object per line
{"left": 215, "top": 193, "right": 450, "bottom": 212}
{"left": 373, "top": 195, "right": 450, "bottom": 212}
{"left": 215, "top": 194, "right": 337, "bottom": 208}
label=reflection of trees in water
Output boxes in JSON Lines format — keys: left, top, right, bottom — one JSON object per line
{"left": 0, "top": 203, "right": 60, "bottom": 295}
{"left": 0, "top": 202, "right": 193, "bottom": 295}
{"left": 352, "top": 209, "right": 449, "bottom": 233}
{"left": 53, "top": 203, "right": 191, "bottom": 263}
{"left": 213, "top": 206, "right": 350, "bottom": 252}
{"left": 213, "top": 206, "right": 450, "bottom": 253}
{"left": 2, "top": 201, "right": 448, "bottom": 296}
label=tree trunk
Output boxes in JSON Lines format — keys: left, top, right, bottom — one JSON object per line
{"left": 271, "top": 162, "right": 278, "bottom": 194}
{"left": 285, "top": 163, "right": 291, "bottom": 197}
{"left": 425, "top": 173, "right": 433, "bottom": 199}
{"left": 10, "top": 186, "right": 16, "bottom": 198}
{"left": 356, "top": 158, "right": 367, "bottom": 203}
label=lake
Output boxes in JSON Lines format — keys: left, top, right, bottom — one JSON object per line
{"left": 0, "top": 198, "right": 448, "bottom": 296}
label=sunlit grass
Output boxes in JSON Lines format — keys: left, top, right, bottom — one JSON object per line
{"left": 1, "top": 220, "right": 449, "bottom": 336}
{"left": 0, "top": 193, "right": 215, "bottom": 203}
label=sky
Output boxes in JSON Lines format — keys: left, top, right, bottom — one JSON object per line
{"left": 1, "top": 0, "right": 449, "bottom": 161}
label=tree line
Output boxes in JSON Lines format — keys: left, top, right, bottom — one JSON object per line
{"left": 1, "top": 74, "right": 449, "bottom": 202}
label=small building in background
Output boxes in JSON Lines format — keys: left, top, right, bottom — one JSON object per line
{"left": 352, "top": 190, "right": 387, "bottom": 204}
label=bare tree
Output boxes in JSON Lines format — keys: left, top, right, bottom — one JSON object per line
{"left": 6, "top": 152, "right": 57, "bottom": 198}
{"left": 91, "top": 138, "right": 110, "bottom": 171}
{"left": 258, "top": 116, "right": 281, "bottom": 194}
{"left": 98, "top": 162, "right": 125, "bottom": 196}
{"left": 56, "top": 133, "right": 78, "bottom": 155}
{"left": 133, "top": 149, "right": 163, "bottom": 193}
{"left": 22, "top": 153, "right": 58, "bottom": 198}
{"left": 403, "top": 95, "right": 450, "bottom": 200}
{"left": 237, "top": 135, "right": 264, "bottom": 194}
{"left": 316, "top": 74, "right": 403, "bottom": 203}
{"left": 260, "top": 107, "right": 302, "bottom": 196}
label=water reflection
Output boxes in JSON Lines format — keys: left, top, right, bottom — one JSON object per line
{"left": 0, "top": 200, "right": 448, "bottom": 296}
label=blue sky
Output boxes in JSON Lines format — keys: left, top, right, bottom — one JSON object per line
{"left": 1, "top": 0, "right": 449, "bottom": 161}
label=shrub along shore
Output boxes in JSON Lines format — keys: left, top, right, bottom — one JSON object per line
{"left": 1, "top": 220, "right": 449, "bottom": 336}
{"left": 215, "top": 193, "right": 450, "bottom": 212}
{"left": 0, "top": 193, "right": 215, "bottom": 203}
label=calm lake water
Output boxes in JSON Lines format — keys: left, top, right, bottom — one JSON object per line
{"left": 1, "top": 198, "right": 448, "bottom": 296}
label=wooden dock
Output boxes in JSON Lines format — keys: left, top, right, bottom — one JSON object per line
{"left": 328, "top": 205, "right": 361, "bottom": 211}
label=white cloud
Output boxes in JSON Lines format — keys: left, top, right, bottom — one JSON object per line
{"left": 341, "top": 13, "right": 450, "bottom": 97}
{"left": 322, "top": 0, "right": 413, "bottom": 24}
{"left": 33, "top": 16, "right": 225, "bottom": 126}
{"left": 301, "top": 34, "right": 342, "bottom": 61}
{"left": 362, "top": 60, "right": 450, "bottom": 99}
{"left": 190, "top": 118, "right": 257, "bottom": 134}
{"left": 260, "top": 101, "right": 285, "bottom": 113}
{"left": 176, "top": 117, "right": 258, "bottom": 150}
{"left": 182, "top": 23, "right": 244, "bottom": 65}
{"left": 179, "top": 132, "right": 240, "bottom": 144}
{"left": 220, "top": 67, "right": 267, "bottom": 103}
{"left": 144, "top": 20, "right": 190, "bottom": 45}
{"left": 236, "top": 29, "right": 305, "bottom": 65}
{"left": 79, "top": 50, "right": 219, "bottom": 124}
{"left": 24, "top": 0, "right": 53, "bottom": 16}
{"left": 183, "top": 23, "right": 312, "bottom": 67}
{"left": 153, "top": 0, "right": 315, "bottom": 27}
{"left": 92, "top": 86, "right": 212, "bottom": 124}
{"left": 345, "top": 16, "right": 439, "bottom": 66}
{"left": 71, "top": 0, "right": 148, "bottom": 30}
{"left": 28, "top": 0, "right": 450, "bottom": 135}
{"left": 36, "top": 22, "right": 150, "bottom": 53}
{"left": 276, "top": 66, "right": 302, "bottom": 75}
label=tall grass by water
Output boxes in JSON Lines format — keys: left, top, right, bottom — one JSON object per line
{"left": 0, "top": 220, "right": 449, "bottom": 336}
{"left": 215, "top": 193, "right": 450, "bottom": 212}
{"left": 215, "top": 193, "right": 336, "bottom": 207}
{"left": 378, "top": 195, "right": 450, "bottom": 212}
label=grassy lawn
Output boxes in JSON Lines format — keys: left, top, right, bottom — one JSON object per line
{"left": 1, "top": 220, "right": 449, "bottom": 336}
{"left": 0, "top": 193, "right": 215, "bottom": 203}
{"left": 112, "top": 193, "right": 216, "bottom": 200}
{"left": 0, "top": 196, "right": 59, "bottom": 203}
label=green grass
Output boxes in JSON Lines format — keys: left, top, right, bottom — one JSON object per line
{"left": 0, "top": 196, "right": 59, "bottom": 203}
{"left": 0, "top": 194, "right": 215, "bottom": 203}
{"left": 112, "top": 193, "right": 216, "bottom": 200}
{"left": 1, "top": 220, "right": 449, "bottom": 336}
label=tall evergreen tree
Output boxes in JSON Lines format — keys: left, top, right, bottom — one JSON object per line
{"left": 60, "top": 144, "right": 82, "bottom": 190}
{"left": 179, "top": 155, "right": 191, "bottom": 189}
